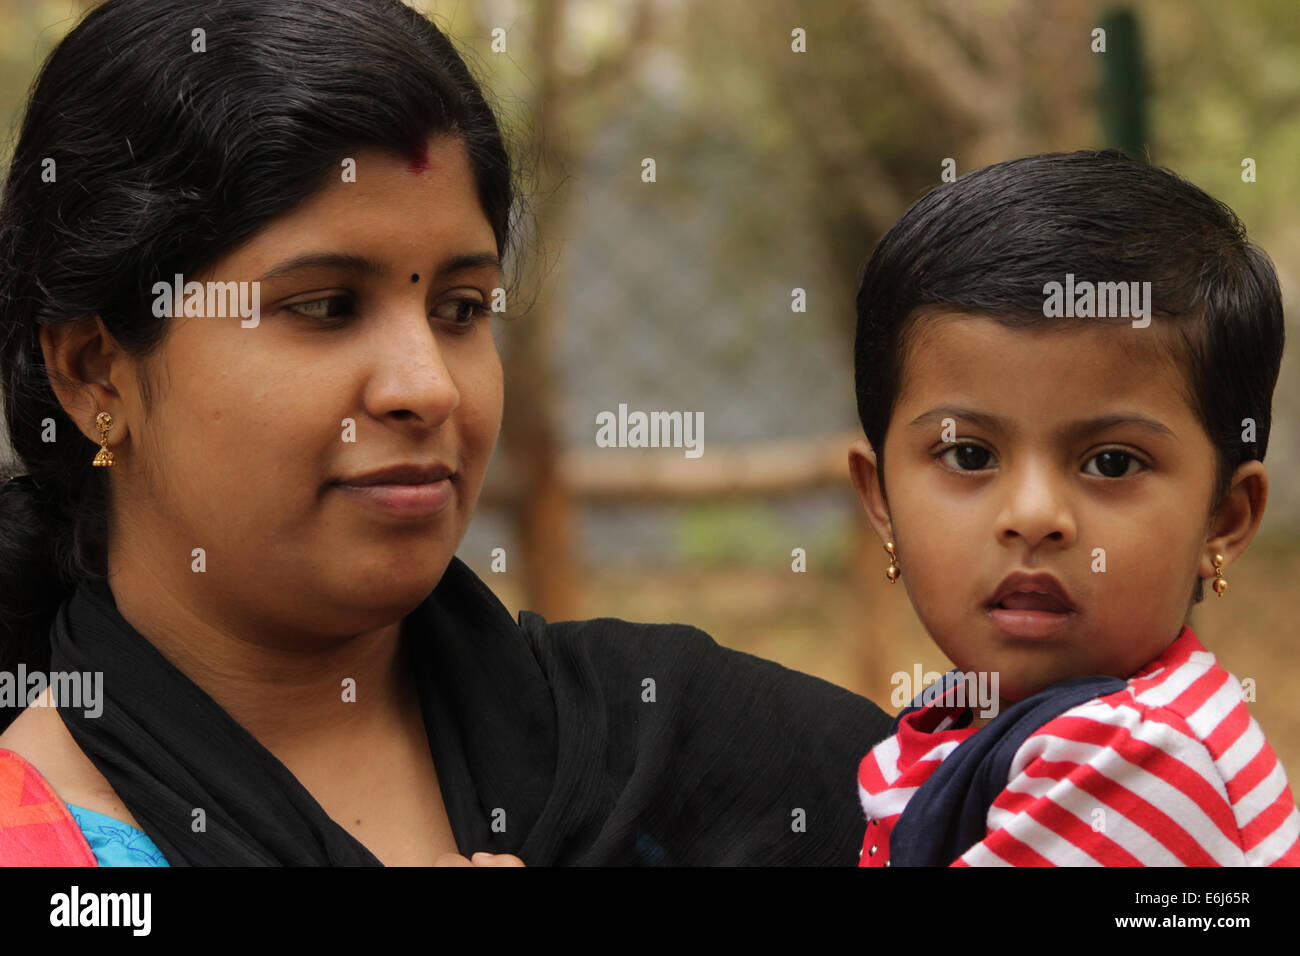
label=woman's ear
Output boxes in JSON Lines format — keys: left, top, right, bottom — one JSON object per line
{"left": 39, "top": 316, "right": 126, "bottom": 446}
{"left": 848, "top": 437, "right": 894, "bottom": 545}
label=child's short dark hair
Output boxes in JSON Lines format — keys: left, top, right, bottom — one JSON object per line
{"left": 853, "top": 149, "right": 1284, "bottom": 604}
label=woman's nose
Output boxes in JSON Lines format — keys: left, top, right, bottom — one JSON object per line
{"left": 363, "top": 320, "right": 461, "bottom": 426}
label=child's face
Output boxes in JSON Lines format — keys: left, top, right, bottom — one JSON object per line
{"left": 849, "top": 312, "right": 1268, "bottom": 704}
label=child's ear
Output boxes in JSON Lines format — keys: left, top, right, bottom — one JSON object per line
{"left": 1203, "top": 460, "right": 1270, "bottom": 575}
{"left": 848, "top": 438, "right": 894, "bottom": 543}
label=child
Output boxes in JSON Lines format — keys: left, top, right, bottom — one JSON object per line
{"left": 847, "top": 150, "right": 1300, "bottom": 866}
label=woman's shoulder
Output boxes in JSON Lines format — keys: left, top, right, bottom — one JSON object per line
{"left": 1, "top": 745, "right": 167, "bottom": 867}
{"left": 517, "top": 611, "right": 894, "bottom": 736}
{"left": 0, "top": 742, "right": 97, "bottom": 866}
{"left": 518, "top": 610, "right": 761, "bottom": 682}
{"left": 519, "top": 609, "right": 839, "bottom": 683}
{"left": 0, "top": 689, "right": 145, "bottom": 844}
{"left": 519, "top": 611, "right": 717, "bottom": 653}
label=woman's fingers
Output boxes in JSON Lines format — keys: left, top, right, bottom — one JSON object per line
{"left": 470, "top": 852, "right": 525, "bottom": 866}
{"left": 433, "top": 852, "right": 475, "bottom": 866}
{"left": 432, "top": 851, "right": 525, "bottom": 866}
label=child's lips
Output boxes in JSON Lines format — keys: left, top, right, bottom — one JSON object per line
{"left": 985, "top": 601, "right": 1077, "bottom": 639}
{"left": 997, "top": 591, "right": 1071, "bottom": 613}
{"left": 987, "top": 571, "right": 1076, "bottom": 612}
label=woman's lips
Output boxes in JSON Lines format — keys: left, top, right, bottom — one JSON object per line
{"left": 332, "top": 478, "right": 453, "bottom": 518}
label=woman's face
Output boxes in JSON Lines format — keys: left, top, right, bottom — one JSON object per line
{"left": 101, "top": 135, "right": 503, "bottom": 636}
{"left": 849, "top": 312, "right": 1267, "bottom": 704}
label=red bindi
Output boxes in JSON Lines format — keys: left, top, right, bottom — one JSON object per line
{"left": 408, "top": 141, "right": 430, "bottom": 175}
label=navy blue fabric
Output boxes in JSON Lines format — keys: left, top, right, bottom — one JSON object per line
{"left": 888, "top": 672, "right": 1128, "bottom": 866}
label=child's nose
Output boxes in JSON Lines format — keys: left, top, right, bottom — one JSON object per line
{"left": 992, "top": 467, "right": 1078, "bottom": 549}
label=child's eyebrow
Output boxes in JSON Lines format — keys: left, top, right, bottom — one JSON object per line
{"left": 909, "top": 407, "right": 1177, "bottom": 442}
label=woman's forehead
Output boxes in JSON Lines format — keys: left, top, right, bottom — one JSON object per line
{"left": 204, "top": 138, "right": 496, "bottom": 276}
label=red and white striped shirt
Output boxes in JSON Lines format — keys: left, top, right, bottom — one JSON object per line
{"left": 858, "top": 625, "right": 1300, "bottom": 866}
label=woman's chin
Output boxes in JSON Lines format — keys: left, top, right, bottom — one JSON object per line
{"left": 318, "top": 556, "right": 454, "bottom": 614}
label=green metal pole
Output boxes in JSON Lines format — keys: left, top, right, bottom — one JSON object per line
{"left": 1097, "top": 7, "right": 1150, "bottom": 161}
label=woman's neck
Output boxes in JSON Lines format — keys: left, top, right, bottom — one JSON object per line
{"left": 103, "top": 557, "right": 411, "bottom": 760}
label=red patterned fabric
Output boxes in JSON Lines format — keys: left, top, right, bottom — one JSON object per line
{"left": 858, "top": 627, "right": 1300, "bottom": 866}
{"left": 0, "top": 748, "right": 97, "bottom": 866}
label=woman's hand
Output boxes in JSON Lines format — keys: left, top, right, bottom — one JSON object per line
{"left": 434, "top": 851, "right": 525, "bottom": 866}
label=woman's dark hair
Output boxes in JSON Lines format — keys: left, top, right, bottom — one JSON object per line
{"left": 854, "top": 149, "right": 1284, "bottom": 607}
{"left": 0, "top": 0, "right": 521, "bottom": 699}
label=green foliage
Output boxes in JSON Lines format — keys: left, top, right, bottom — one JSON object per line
{"left": 673, "top": 500, "right": 853, "bottom": 570}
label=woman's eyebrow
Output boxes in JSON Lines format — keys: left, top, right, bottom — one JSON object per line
{"left": 909, "top": 406, "right": 1177, "bottom": 441}
{"left": 257, "top": 250, "right": 500, "bottom": 282}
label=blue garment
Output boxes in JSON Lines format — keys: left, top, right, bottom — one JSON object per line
{"left": 65, "top": 804, "right": 169, "bottom": 867}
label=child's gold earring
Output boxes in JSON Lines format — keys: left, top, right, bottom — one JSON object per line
{"left": 92, "top": 411, "right": 116, "bottom": 467}
{"left": 1212, "top": 553, "right": 1227, "bottom": 597}
{"left": 884, "top": 541, "right": 900, "bottom": 583}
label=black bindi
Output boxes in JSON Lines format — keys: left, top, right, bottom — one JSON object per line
{"left": 411, "top": 273, "right": 419, "bottom": 283}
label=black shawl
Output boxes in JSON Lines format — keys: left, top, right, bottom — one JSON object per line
{"left": 49, "top": 557, "right": 893, "bottom": 865}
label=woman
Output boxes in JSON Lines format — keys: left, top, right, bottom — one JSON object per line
{"left": 0, "top": 0, "right": 892, "bottom": 866}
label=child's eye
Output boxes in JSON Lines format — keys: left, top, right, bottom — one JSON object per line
{"left": 1082, "top": 449, "right": 1146, "bottom": 478}
{"left": 934, "top": 443, "right": 1147, "bottom": 478}
{"left": 936, "top": 443, "right": 995, "bottom": 472}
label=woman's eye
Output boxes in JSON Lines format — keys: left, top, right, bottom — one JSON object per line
{"left": 284, "top": 295, "right": 490, "bottom": 329}
{"left": 285, "top": 295, "right": 353, "bottom": 325}
{"left": 937, "top": 443, "right": 995, "bottom": 471}
{"left": 1083, "top": 450, "right": 1144, "bottom": 478}
{"left": 434, "top": 297, "right": 490, "bottom": 328}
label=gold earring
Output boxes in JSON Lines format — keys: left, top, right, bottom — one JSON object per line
{"left": 884, "top": 541, "right": 900, "bottom": 583}
{"left": 92, "top": 411, "right": 116, "bottom": 467}
{"left": 1212, "top": 553, "right": 1227, "bottom": 597}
